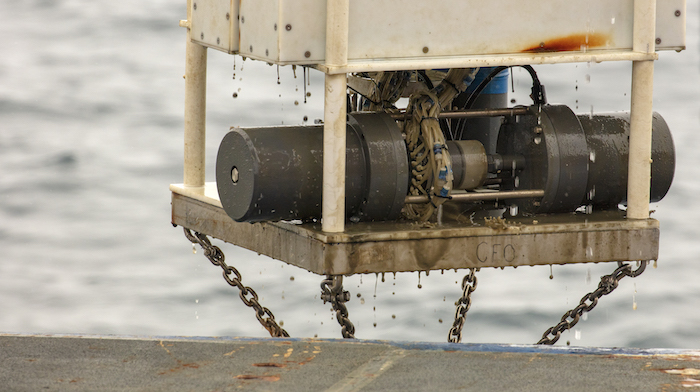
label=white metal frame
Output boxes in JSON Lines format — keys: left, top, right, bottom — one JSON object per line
{"left": 179, "top": 0, "right": 661, "bottom": 233}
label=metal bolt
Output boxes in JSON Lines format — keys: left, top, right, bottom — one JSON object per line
{"left": 285, "top": 24, "right": 292, "bottom": 31}
{"left": 675, "top": 10, "right": 681, "bottom": 17}
{"left": 304, "top": 51, "right": 311, "bottom": 58}
{"left": 226, "top": 12, "right": 230, "bottom": 20}
{"left": 422, "top": 46, "right": 429, "bottom": 53}
{"left": 655, "top": 38, "right": 661, "bottom": 45}
{"left": 231, "top": 167, "right": 239, "bottom": 183}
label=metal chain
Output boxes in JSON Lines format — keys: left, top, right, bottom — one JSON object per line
{"left": 537, "top": 260, "right": 647, "bottom": 345}
{"left": 183, "top": 228, "right": 289, "bottom": 338}
{"left": 320, "top": 275, "right": 355, "bottom": 339}
{"left": 448, "top": 268, "right": 478, "bottom": 343}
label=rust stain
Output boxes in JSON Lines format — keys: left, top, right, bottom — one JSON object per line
{"left": 235, "top": 374, "right": 281, "bottom": 382}
{"left": 252, "top": 362, "right": 286, "bottom": 368}
{"left": 523, "top": 33, "right": 609, "bottom": 53}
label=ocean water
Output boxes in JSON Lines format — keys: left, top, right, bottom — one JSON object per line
{"left": 1, "top": 0, "right": 699, "bottom": 349}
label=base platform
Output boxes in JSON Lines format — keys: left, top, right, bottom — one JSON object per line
{"left": 170, "top": 183, "right": 659, "bottom": 275}
{"left": 2, "top": 334, "right": 698, "bottom": 391}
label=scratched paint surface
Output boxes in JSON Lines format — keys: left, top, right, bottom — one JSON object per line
{"left": 0, "top": 0, "right": 699, "bottom": 349}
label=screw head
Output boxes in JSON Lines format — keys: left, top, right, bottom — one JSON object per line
{"left": 231, "top": 167, "right": 239, "bottom": 183}
{"left": 304, "top": 51, "right": 311, "bottom": 58}
{"left": 675, "top": 10, "right": 681, "bottom": 17}
{"left": 422, "top": 46, "right": 429, "bottom": 53}
{"left": 655, "top": 37, "right": 662, "bottom": 45}
{"left": 285, "top": 24, "right": 292, "bottom": 31}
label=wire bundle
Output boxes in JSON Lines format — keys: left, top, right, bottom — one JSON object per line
{"left": 403, "top": 68, "right": 478, "bottom": 221}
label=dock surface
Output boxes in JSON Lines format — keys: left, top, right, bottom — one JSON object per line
{"left": 2, "top": 334, "right": 699, "bottom": 391}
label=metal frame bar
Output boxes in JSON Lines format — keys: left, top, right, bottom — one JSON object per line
{"left": 627, "top": 0, "right": 657, "bottom": 219}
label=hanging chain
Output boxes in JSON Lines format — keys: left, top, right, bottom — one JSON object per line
{"left": 320, "top": 275, "right": 355, "bottom": 339}
{"left": 537, "top": 261, "right": 647, "bottom": 345}
{"left": 183, "top": 228, "right": 289, "bottom": 338}
{"left": 448, "top": 268, "right": 478, "bottom": 343}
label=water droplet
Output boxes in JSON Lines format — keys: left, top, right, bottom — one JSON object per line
{"left": 294, "top": 100, "right": 299, "bottom": 106}
{"left": 549, "top": 265, "right": 554, "bottom": 279}
{"left": 509, "top": 205, "right": 519, "bottom": 216}
{"left": 585, "top": 74, "right": 591, "bottom": 83}
{"left": 534, "top": 136, "right": 542, "bottom": 145}
{"left": 632, "top": 283, "right": 638, "bottom": 310}
{"left": 585, "top": 204, "right": 593, "bottom": 214}
{"left": 611, "top": 17, "right": 616, "bottom": 24}
{"left": 586, "top": 246, "right": 593, "bottom": 259}
{"left": 292, "top": 64, "right": 297, "bottom": 78}
{"left": 585, "top": 268, "right": 592, "bottom": 284}
{"left": 192, "top": 244, "right": 197, "bottom": 254}
{"left": 417, "top": 271, "right": 422, "bottom": 288}
{"left": 589, "top": 150, "right": 596, "bottom": 163}
{"left": 289, "top": 276, "right": 295, "bottom": 281}
{"left": 588, "top": 186, "right": 596, "bottom": 200}
{"left": 514, "top": 176, "right": 520, "bottom": 188}
{"left": 381, "top": 273, "right": 385, "bottom": 282}
{"left": 438, "top": 319, "right": 443, "bottom": 323}
{"left": 582, "top": 312, "right": 588, "bottom": 321}
{"left": 391, "top": 314, "right": 396, "bottom": 319}
{"left": 653, "top": 260, "right": 658, "bottom": 269}
{"left": 575, "top": 329, "right": 581, "bottom": 340}
{"left": 373, "top": 323, "right": 377, "bottom": 327}
{"left": 195, "top": 299, "right": 199, "bottom": 304}
{"left": 360, "top": 298, "right": 365, "bottom": 304}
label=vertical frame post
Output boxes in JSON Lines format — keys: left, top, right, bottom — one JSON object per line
{"left": 322, "top": 0, "right": 349, "bottom": 232}
{"left": 183, "top": 0, "right": 208, "bottom": 188}
{"left": 627, "top": 0, "right": 656, "bottom": 219}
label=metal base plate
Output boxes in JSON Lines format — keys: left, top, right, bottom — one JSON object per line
{"left": 171, "top": 184, "right": 659, "bottom": 276}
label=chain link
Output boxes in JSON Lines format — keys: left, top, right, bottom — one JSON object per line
{"left": 320, "top": 275, "right": 355, "bottom": 339}
{"left": 183, "top": 228, "right": 289, "bottom": 338}
{"left": 537, "top": 261, "right": 647, "bottom": 345}
{"left": 448, "top": 268, "right": 478, "bottom": 343}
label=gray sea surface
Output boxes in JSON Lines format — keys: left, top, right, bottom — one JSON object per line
{"left": 1, "top": 0, "right": 699, "bottom": 348}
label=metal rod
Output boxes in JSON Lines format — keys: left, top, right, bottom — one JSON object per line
{"left": 627, "top": 0, "right": 656, "bottom": 220}
{"left": 389, "top": 107, "right": 529, "bottom": 121}
{"left": 321, "top": 0, "right": 349, "bottom": 233}
{"left": 404, "top": 189, "right": 545, "bottom": 204}
{"left": 183, "top": 0, "right": 207, "bottom": 188}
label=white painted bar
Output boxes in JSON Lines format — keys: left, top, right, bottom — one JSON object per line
{"left": 321, "top": 0, "right": 349, "bottom": 233}
{"left": 627, "top": 0, "right": 657, "bottom": 219}
{"left": 316, "top": 50, "right": 657, "bottom": 75}
{"left": 183, "top": 0, "right": 207, "bottom": 188}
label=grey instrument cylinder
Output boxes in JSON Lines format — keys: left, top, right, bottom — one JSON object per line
{"left": 216, "top": 112, "right": 409, "bottom": 223}
{"left": 497, "top": 105, "right": 675, "bottom": 214}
